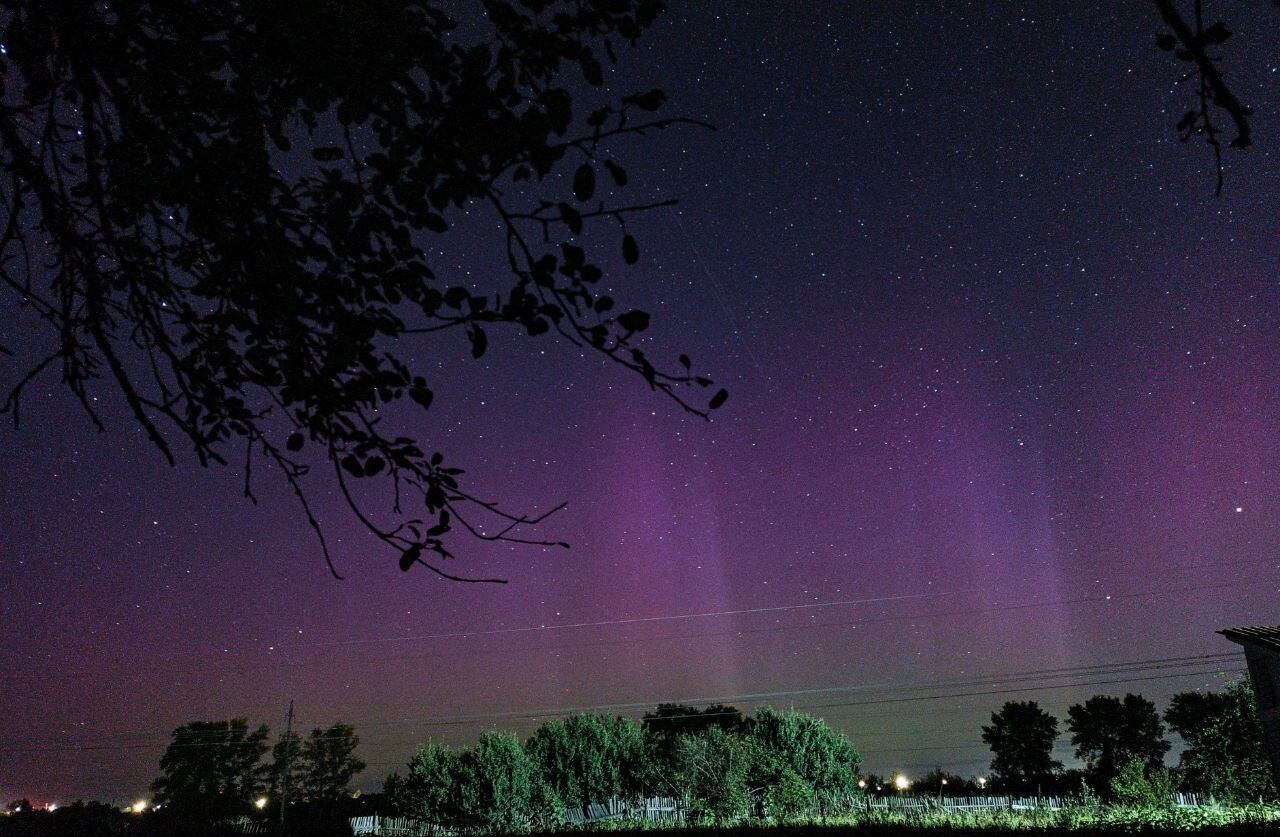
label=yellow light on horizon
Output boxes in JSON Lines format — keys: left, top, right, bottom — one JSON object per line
{"left": 255, "top": 798, "right": 268, "bottom": 810}
{"left": 894, "top": 774, "right": 910, "bottom": 791}
{"left": 132, "top": 801, "right": 147, "bottom": 814}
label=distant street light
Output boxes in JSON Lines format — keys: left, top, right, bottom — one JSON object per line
{"left": 132, "top": 801, "right": 147, "bottom": 814}
{"left": 858, "top": 779, "right": 867, "bottom": 789}
{"left": 977, "top": 777, "right": 987, "bottom": 789}
{"left": 894, "top": 774, "right": 910, "bottom": 791}
{"left": 255, "top": 798, "right": 268, "bottom": 810}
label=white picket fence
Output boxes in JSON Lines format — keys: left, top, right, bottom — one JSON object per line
{"left": 351, "top": 816, "right": 463, "bottom": 836}
{"left": 862, "top": 795, "right": 1075, "bottom": 813}
{"left": 562, "top": 796, "right": 684, "bottom": 824}
{"left": 857, "top": 792, "right": 1205, "bottom": 814}
{"left": 352, "top": 791, "right": 1209, "bottom": 833}
{"left": 352, "top": 797, "right": 685, "bottom": 835}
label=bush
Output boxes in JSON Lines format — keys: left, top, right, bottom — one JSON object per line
{"left": 456, "top": 731, "right": 559, "bottom": 831}
{"left": 746, "top": 708, "right": 860, "bottom": 808}
{"left": 674, "top": 727, "right": 752, "bottom": 823}
{"left": 1110, "top": 756, "right": 1176, "bottom": 807}
{"left": 765, "top": 768, "right": 815, "bottom": 821}
{"left": 401, "top": 743, "right": 463, "bottom": 823}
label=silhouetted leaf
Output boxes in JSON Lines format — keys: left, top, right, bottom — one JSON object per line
{"left": 399, "top": 544, "right": 422, "bottom": 572}
{"left": 678, "top": 354, "right": 691, "bottom": 369}
{"left": 341, "top": 455, "right": 364, "bottom": 477}
{"left": 467, "top": 325, "right": 487, "bottom": 359}
{"left": 604, "top": 160, "right": 628, "bottom": 186}
{"left": 617, "top": 310, "right": 650, "bottom": 332}
{"left": 312, "top": 146, "right": 343, "bottom": 161}
{"left": 580, "top": 52, "right": 603, "bottom": 86}
{"left": 410, "top": 385, "right": 433, "bottom": 409}
{"left": 709, "top": 388, "right": 728, "bottom": 410}
{"left": 573, "top": 163, "right": 596, "bottom": 202}
{"left": 1200, "top": 22, "right": 1232, "bottom": 45}
{"left": 560, "top": 203, "right": 583, "bottom": 235}
{"left": 622, "top": 234, "right": 640, "bottom": 264}
{"left": 364, "top": 456, "right": 385, "bottom": 476}
{"left": 626, "top": 89, "right": 666, "bottom": 111}
{"left": 286, "top": 432, "right": 305, "bottom": 452}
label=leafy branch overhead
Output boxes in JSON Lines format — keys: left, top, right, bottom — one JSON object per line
{"left": 0, "top": 1, "right": 728, "bottom": 581}
{"left": 1151, "top": 0, "right": 1263, "bottom": 194}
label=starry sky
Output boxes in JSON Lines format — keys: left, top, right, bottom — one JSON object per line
{"left": 3, "top": 0, "right": 1280, "bottom": 806}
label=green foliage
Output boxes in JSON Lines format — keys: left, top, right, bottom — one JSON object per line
{"left": 402, "top": 742, "right": 464, "bottom": 823}
{"left": 821, "top": 801, "right": 1280, "bottom": 831}
{"left": 297, "top": 722, "right": 366, "bottom": 805}
{"left": 746, "top": 708, "right": 860, "bottom": 812}
{"left": 673, "top": 727, "right": 752, "bottom": 823}
{"left": 980, "top": 701, "right": 1061, "bottom": 793}
{"left": 764, "top": 768, "right": 815, "bottom": 822}
{"left": 525, "top": 714, "right": 650, "bottom": 807}
{"left": 1110, "top": 756, "right": 1176, "bottom": 807}
{"left": 456, "top": 731, "right": 559, "bottom": 831}
{"left": 1168, "top": 680, "right": 1276, "bottom": 802}
{"left": 1066, "top": 693, "right": 1170, "bottom": 791}
{"left": 150, "top": 718, "right": 270, "bottom": 821}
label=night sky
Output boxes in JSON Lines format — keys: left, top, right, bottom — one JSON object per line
{"left": 3, "top": 0, "right": 1280, "bottom": 806}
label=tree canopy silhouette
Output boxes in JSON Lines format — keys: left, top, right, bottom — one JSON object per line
{"left": 0, "top": 1, "right": 725, "bottom": 581}
{"left": 1, "top": 1, "right": 1271, "bottom": 583}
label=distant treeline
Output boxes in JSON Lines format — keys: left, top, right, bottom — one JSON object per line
{"left": 6, "top": 679, "right": 1270, "bottom": 834}
{"left": 382, "top": 705, "right": 860, "bottom": 828}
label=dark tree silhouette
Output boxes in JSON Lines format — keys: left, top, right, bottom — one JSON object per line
{"left": 297, "top": 723, "right": 366, "bottom": 806}
{"left": 642, "top": 703, "right": 750, "bottom": 743}
{"left": 0, "top": 1, "right": 724, "bottom": 582}
{"left": 2, "top": 1, "right": 1268, "bottom": 587}
{"left": 980, "top": 700, "right": 1061, "bottom": 794}
{"left": 1066, "top": 693, "right": 1170, "bottom": 791}
{"left": 151, "top": 719, "right": 270, "bottom": 821}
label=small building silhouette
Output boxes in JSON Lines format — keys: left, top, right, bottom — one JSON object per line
{"left": 1220, "top": 625, "right": 1280, "bottom": 792}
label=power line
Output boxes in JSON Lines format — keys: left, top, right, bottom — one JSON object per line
{"left": 0, "top": 653, "right": 1242, "bottom": 752}
{"left": 279, "top": 578, "right": 1269, "bottom": 652}
{"left": 4, "top": 572, "right": 1270, "bottom": 684}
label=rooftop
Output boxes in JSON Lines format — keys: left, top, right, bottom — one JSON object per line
{"left": 1221, "top": 625, "right": 1280, "bottom": 653}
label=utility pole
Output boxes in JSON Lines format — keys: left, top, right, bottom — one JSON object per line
{"left": 279, "top": 700, "right": 294, "bottom": 829}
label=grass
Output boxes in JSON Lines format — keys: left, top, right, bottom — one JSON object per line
{"left": 549, "top": 802, "right": 1280, "bottom": 834}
